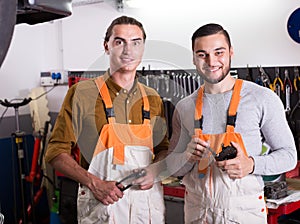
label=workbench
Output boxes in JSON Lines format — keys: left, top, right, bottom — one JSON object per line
{"left": 267, "top": 200, "right": 300, "bottom": 224}
{"left": 163, "top": 161, "right": 300, "bottom": 224}
{"left": 267, "top": 161, "right": 300, "bottom": 224}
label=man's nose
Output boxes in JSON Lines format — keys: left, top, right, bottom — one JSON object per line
{"left": 205, "top": 54, "right": 217, "bottom": 66}
{"left": 122, "top": 43, "right": 131, "bottom": 54}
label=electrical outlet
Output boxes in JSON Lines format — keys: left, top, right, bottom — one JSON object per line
{"left": 40, "top": 72, "right": 55, "bottom": 86}
{"left": 40, "top": 70, "right": 68, "bottom": 86}
{"left": 50, "top": 70, "right": 68, "bottom": 85}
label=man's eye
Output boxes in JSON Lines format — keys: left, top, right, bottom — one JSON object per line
{"left": 133, "top": 40, "right": 142, "bottom": 46}
{"left": 115, "top": 40, "right": 124, "bottom": 45}
{"left": 197, "top": 53, "right": 206, "bottom": 58}
{"left": 216, "top": 51, "right": 224, "bottom": 56}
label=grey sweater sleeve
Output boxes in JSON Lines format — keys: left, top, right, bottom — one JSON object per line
{"left": 166, "top": 93, "right": 198, "bottom": 177}
{"left": 250, "top": 87, "right": 297, "bottom": 175}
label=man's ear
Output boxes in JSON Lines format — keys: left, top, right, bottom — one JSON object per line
{"left": 230, "top": 46, "right": 234, "bottom": 57}
{"left": 192, "top": 53, "right": 196, "bottom": 65}
{"left": 104, "top": 42, "right": 109, "bottom": 54}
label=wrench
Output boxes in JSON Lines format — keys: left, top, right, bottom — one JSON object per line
{"left": 116, "top": 169, "right": 147, "bottom": 191}
{"left": 284, "top": 69, "right": 292, "bottom": 113}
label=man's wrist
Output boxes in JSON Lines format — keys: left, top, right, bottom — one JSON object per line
{"left": 249, "top": 156, "right": 255, "bottom": 174}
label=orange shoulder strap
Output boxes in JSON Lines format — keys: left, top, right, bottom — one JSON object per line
{"left": 194, "top": 85, "right": 204, "bottom": 135}
{"left": 195, "top": 85, "right": 204, "bottom": 121}
{"left": 226, "top": 79, "right": 243, "bottom": 132}
{"left": 138, "top": 83, "right": 150, "bottom": 125}
{"left": 94, "top": 76, "right": 115, "bottom": 123}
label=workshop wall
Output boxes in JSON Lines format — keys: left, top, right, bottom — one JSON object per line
{"left": 0, "top": 0, "right": 300, "bottom": 138}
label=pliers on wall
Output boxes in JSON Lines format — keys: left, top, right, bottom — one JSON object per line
{"left": 272, "top": 67, "right": 284, "bottom": 97}
{"left": 290, "top": 67, "right": 300, "bottom": 120}
{"left": 284, "top": 69, "right": 293, "bottom": 94}
{"left": 116, "top": 169, "right": 147, "bottom": 191}
{"left": 258, "top": 66, "right": 272, "bottom": 89}
{"left": 293, "top": 67, "right": 300, "bottom": 91}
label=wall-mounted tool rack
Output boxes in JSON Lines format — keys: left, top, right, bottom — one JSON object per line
{"left": 68, "top": 66, "right": 300, "bottom": 154}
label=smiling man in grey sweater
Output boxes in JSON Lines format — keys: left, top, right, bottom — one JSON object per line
{"left": 167, "top": 23, "right": 297, "bottom": 224}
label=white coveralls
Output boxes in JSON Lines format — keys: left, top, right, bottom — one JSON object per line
{"left": 77, "top": 77, "right": 165, "bottom": 224}
{"left": 184, "top": 79, "right": 267, "bottom": 224}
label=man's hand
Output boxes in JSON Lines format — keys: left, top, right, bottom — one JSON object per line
{"left": 186, "top": 137, "right": 209, "bottom": 162}
{"left": 50, "top": 153, "right": 124, "bottom": 205}
{"left": 132, "top": 167, "right": 155, "bottom": 190}
{"left": 216, "top": 142, "right": 254, "bottom": 179}
{"left": 89, "top": 176, "right": 124, "bottom": 205}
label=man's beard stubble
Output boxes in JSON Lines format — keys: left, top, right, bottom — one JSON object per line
{"left": 197, "top": 60, "right": 231, "bottom": 84}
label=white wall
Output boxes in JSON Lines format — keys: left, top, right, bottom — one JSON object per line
{"left": 0, "top": 0, "right": 300, "bottom": 117}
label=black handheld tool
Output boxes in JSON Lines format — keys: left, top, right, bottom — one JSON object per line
{"left": 116, "top": 169, "right": 147, "bottom": 191}
{"left": 205, "top": 143, "right": 237, "bottom": 161}
{"left": 215, "top": 144, "right": 237, "bottom": 161}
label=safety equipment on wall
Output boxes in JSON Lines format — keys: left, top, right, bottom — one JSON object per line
{"left": 287, "top": 8, "right": 300, "bottom": 44}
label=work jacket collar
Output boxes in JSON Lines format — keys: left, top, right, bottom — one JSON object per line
{"left": 104, "top": 69, "right": 139, "bottom": 96}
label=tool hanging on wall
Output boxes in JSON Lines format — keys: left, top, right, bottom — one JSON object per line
{"left": 162, "top": 71, "right": 171, "bottom": 101}
{"left": 177, "top": 73, "right": 183, "bottom": 98}
{"left": 181, "top": 73, "right": 188, "bottom": 98}
{"left": 273, "top": 67, "right": 284, "bottom": 98}
{"left": 259, "top": 66, "right": 272, "bottom": 89}
{"left": 284, "top": 69, "right": 293, "bottom": 113}
{"left": 290, "top": 67, "right": 300, "bottom": 117}
{"left": 293, "top": 67, "right": 300, "bottom": 92}
{"left": 245, "top": 64, "right": 253, "bottom": 82}
{"left": 255, "top": 67, "right": 263, "bottom": 86}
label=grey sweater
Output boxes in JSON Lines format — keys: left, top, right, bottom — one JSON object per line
{"left": 167, "top": 80, "right": 297, "bottom": 185}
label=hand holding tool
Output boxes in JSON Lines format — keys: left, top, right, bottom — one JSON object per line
{"left": 116, "top": 169, "right": 147, "bottom": 191}
{"left": 205, "top": 145, "right": 217, "bottom": 157}
{"left": 206, "top": 143, "right": 237, "bottom": 161}
{"left": 215, "top": 144, "right": 237, "bottom": 161}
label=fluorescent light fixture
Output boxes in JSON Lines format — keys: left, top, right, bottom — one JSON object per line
{"left": 125, "top": 0, "right": 181, "bottom": 9}
{"left": 125, "top": 0, "right": 144, "bottom": 8}
{"left": 72, "top": 0, "right": 104, "bottom": 6}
